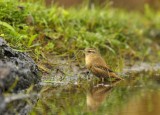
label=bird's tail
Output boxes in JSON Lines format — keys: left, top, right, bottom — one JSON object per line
{"left": 109, "top": 72, "right": 124, "bottom": 80}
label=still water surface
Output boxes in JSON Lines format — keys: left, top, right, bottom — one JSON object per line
{"left": 31, "top": 73, "right": 160, "bottom": 115}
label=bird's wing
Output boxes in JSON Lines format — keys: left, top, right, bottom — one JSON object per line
{"left": 94, "top": 65, "right": 113, "bottom": 73}
{"left": 90, "top": 64, "right": 112, "bottom": 77}
{"left": 91, "top": 64, "right": 123, "bottom": 80}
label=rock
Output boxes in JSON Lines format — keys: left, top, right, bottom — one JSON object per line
{"left": 0, "top": 37, "right": 41, "bottom": 92}
{"left": 0, "top": 93, "right": 39, "bottom": 115}
{"left": 0, "top": 95, "right": 5, "bottom": 114}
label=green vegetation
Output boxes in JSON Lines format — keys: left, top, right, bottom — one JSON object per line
{"left": 0, "top": 0, "right": 160, "bottom": 71}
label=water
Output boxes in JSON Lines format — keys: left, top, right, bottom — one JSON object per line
{"left": 117, "top": 90, "right": 160, "bottom": 115}
{"left": 31, "top": 72, "right": 160, "bottom": 115}
{"left": 2, "top": 63, "right": 159, "bottom": 114}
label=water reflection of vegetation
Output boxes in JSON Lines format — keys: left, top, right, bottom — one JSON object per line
{"left": 31, "top": 72, "right": 160, "bottom": 115}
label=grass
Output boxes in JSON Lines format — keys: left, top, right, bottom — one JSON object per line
{"left": 0, "top": 0, "right": 160, "bottom": 72}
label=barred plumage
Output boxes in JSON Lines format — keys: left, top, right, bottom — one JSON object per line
{"left": 85, "top": 48, "right": 123, "bottom": 80}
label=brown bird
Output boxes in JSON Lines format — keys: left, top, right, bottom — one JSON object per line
{"left": 85, "top": 48, "right": 123, "bottom": 81}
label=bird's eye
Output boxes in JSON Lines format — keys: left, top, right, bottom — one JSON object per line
{"left": 87, "top": 50, "right": 95, "bottom": 53}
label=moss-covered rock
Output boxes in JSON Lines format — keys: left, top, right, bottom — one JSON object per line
{"left": 0, "top": 37, "right": 41, "bottom": 92}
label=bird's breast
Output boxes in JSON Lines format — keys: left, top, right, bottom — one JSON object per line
{"left": 85, "top": 56, "right": 93, "bottom": 69}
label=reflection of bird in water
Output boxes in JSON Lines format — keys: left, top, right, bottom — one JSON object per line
{"left": 87, "top": 80, "right": 122, "bottom": 111}
{"left": 87, "top": 84, "right": 112, "bottom": 111}
{"left": 85, "top": 48, "right": 123, "bottom": 81}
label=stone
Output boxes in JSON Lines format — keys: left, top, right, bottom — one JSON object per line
{"left": 0, "top": 37, "right": 41, "bottom": 92}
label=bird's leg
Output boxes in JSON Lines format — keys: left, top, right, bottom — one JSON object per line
{"left": 108, "top": 70, "right": 112, "bottom": 86}
{"left": 85, "top": 70, "right": 90, "bottom": 80}
{"left": 102, "top": 78, "right": 104, "bottom": 83}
